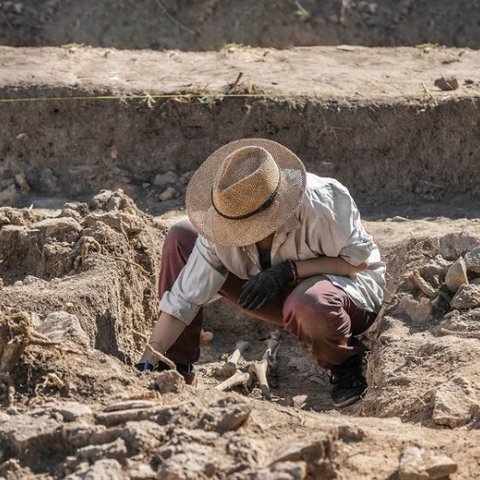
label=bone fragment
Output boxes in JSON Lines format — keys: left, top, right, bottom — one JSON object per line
{"left": 411, "top": 270, "right": 437, "bottom": 299}
{"left": 216, "top": 340, "right": 250, "bottom": 376}
{"left": 250, "top": 359, "right": 271, "bottom": 399}
{"left": 215, "top": 370, "right": 251, "bottom": 392}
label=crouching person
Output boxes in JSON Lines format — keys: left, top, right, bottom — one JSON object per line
{"left": 136, "top": 138, "right": 386, "bottom": 407}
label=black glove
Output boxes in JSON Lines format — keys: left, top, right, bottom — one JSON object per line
{"left": 238, "top": 261, "right": 295, "bottom": 310}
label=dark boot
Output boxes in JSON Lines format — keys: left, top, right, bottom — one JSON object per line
{"left": 329, "top": 355, "right": 366, "bottom": 408}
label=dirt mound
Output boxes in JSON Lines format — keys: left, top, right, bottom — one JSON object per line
{"left": 0, "top": 190, "right": 164, "bottom": 361}
{"left": 1, "top": 0, "right": 480, "bottom": 50}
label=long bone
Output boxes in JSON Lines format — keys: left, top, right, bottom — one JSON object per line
{"left": 250, "top": 335, "right": 281, "bottom": 400}
{"left": 216, "top": 340, "right": 250, "bottom": 377}
{"left": 215, "top": 370, "right": 251, "bottom": 392}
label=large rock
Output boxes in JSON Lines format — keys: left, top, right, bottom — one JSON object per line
{"left": 450, "top": 284, "right": 480, "bottom": 310}
{"left": 399, "top": 446, "right": 457, "bottom": 480}
{"left": 37, "top": 311, "right": 90, "bottom": 348}
{"left": 0, "top": 413, "right": 61, "bottom": 457}
{"left": 432, "top": 377, "right": 478, "bottom": 428}
{"left": 445, "top": 257, "right": 468, "bottom": 293}
{"left": 465, "top": 247, "right": 480, "bottom": 274}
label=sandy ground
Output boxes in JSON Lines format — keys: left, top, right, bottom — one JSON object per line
{"left": 1, "top": 45, "right": 480, "bottom": 101}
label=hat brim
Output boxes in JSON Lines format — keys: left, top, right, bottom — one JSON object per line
{"left": 186, "top": 138, "right": 306, "bottom": 247}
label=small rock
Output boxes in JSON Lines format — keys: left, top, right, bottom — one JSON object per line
{"left": 399, "top": 446, "right": 457, "bottom": 479}
{"left": 65, "top": 458, "right": 127, "bottom": 480}
{"left": 432, "top": 377, "right": 477, "bottom": 427}
{"left": 269, "top": 433, "right": 334, "bottom": 466}
{"left": 465, "top": 247, "right": 480, "bottom": 274}
{"left": 337, "top": 424, "right": 365, "bottom": 442}
{"left": 158, "top": 186, "right": 179, "bottom": 202}
{"left": 128, "top": 463, "right": 156, "bottom": 480}
{"left": 153, "top": 370, "right": 185, "bottom": 393}
{"left": 434, "top": 76, "right": 459, "bottom": 91}
{"left": 153, "top": 171, "right": 179, "bottom": 189}
{"left": 37, "top": 311, "right": 90, "bottom": 348}
{"left": 394, "top": 295, "right": 432, "bottom": 322}
{"left": 199, "top": 398, "right": 252, "bottom": 433}
{"left": 13, "top": 280, "right": 23, "bottom": 287}
{"left": 40, "top": 402, "right": 93, "bottom": 422}
{"left": 200, "top": 330, "right": 214, "bottom": 343}
{"left": 0, "top": 413, "right": 61, "bottom": 457}
{"left": 14, "top": 174, "right": 30, "bottom": 192}
{"left": 445, "top": 257, "right": 468, "bottom": 292}
{"left": 75, "top": 438, "right": 128, "bottom": 465}
{"left": 450, "top": 284, "right": 480, "bottom": 310}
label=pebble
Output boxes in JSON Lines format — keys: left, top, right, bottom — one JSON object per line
{"left": 14, "top": 173, "right": 30, "bottom": 192}
{"left": 153, "top": 171, "right": 178, "bottom": 189}
{"left": 158, "top": 186, "right": 179, "bottom": 202}
{"left": 434, "top": 76, "right": 459, "bottom": 91}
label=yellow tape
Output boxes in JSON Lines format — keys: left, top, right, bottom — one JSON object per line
{"left": 0, "top": 92, "right": 293, "bottom": 104}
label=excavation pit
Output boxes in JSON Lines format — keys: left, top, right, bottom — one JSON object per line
{"left": 1, "top": 45, "right": 480, "bottom": 478}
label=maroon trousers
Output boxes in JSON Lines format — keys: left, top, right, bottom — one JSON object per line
{"left": 161, "top": 220, "right": 376, "bottom": 369}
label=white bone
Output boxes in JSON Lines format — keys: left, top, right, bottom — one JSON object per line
{"left": 215, "top": 370, "right": 251, "bottom": 392}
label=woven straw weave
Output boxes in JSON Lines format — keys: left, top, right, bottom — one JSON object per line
{"left": 186, "top": 138, "right": 306, "bottom": 247}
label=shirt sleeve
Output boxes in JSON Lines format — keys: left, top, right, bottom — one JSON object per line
{"left": 310, "top": 180, "right": 375, "bottom": 266}
{"left": 158, "top": 235, "right": 228, "bottom": 325}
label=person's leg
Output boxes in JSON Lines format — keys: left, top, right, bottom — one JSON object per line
{"left": 281, "top": 276, "right": 376, "bottom": 407}
{"left": 157, "top": 219, "right": 203, "bottom": 366}
{"left": 281, "top": 276, "right": 376, "bottom": 369}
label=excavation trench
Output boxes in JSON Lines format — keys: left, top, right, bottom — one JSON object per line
{"left": 1, "top": 46, "right": 480, "bottom": 478}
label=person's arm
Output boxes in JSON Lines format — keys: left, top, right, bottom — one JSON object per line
{"left": 138, "top": 311, "right": 186, "bottom": 365}
{"left": 137, "top": 235, "right": 227, "bottom": 368}
{"left": 295, "top": 256, "right": 368, "bottom": 279}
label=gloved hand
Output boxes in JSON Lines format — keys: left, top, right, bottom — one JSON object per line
{"left": 238, "top": 261, "right": 295, "bottom": 310}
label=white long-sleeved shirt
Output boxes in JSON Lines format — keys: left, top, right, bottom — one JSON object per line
{"left": 159, "top": 174, "right": 386, "bottom": 324}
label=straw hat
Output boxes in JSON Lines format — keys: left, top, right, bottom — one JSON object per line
{"left": 186, "top": 138, "right": 306, "bottom": 247}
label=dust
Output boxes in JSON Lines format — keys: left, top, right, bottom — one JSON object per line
{"left": 1, "top": 192, "right": 480, "bottom": 478}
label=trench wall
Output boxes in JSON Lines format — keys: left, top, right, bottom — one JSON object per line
{"left": 1, "top": 91, "right": 480, "bottom": 210}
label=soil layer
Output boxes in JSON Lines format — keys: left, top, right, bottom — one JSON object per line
{"left": 1, "top": 46, "right": 480, "bottom": 215}
{"left": 1, "top": 0, "right": 480, "bottom": 50}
